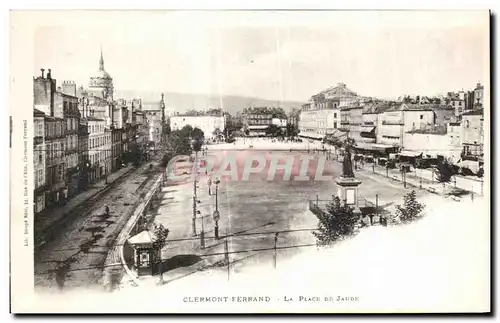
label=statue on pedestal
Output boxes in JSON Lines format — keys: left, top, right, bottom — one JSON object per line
{"left": 342, "top": 139, "right": 355, "bottom": 178}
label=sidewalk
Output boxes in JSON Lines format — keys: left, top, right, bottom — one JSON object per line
{"left": 356, "top": 163, "right": 475, "bottom": 197}
{"left": 35, "top": 165, "right": 135, "bottom": 245}
{"left": 120, "top": 155, "right": 229, "bottom": 289}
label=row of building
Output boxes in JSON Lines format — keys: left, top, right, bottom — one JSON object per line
{"left": 298, "top": 82, "right": 485, "bottom": 170}
{"left": 33, "top": 51, "right": 167, "bottom": 215}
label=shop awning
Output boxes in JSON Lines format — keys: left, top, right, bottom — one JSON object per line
{"left": 399, "top": 150, "right": 422, "bottom": 158}
{"left": 355, "top": 142, "right": 374, "bottom": 150}
{"left": 247, "top": 125, "right": 269, "bottom": 130}
{"left": 299, "top": 132, "right": 323, "bottom": 140}
{"left": 372, "top": 143, "right": 395, "bottom": 149}
{"left": 360, "top": 127, "right": 375, "bottom": 138}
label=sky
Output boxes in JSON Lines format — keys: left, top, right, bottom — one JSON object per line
{"left": 30, "top": 10, "right": 489, "bottom": 102}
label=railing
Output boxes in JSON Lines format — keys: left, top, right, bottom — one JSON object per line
{"left": 308, "top": 197, "right": 376, "bottom": 214}
{"left": 103, "top": 172, "right": 164, "bottom": 289}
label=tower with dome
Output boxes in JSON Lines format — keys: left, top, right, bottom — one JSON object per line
{"left": 88, "top": 48, "right": 114, "bottom": 101}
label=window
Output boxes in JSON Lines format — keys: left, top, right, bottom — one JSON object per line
{"left": 466, "top": 120, "right": 470, "bottom": 128}
{"left": 38, "top": 170, "right": 43, "bottom": 184}
{"left": 39, "top": 154, "right": 42, "bottom": 164}
{"left": 420, "top": 115, "right": 423, "bottom": 120}
{"left": 334, "top": 113, "right": 337, "bottom": 118}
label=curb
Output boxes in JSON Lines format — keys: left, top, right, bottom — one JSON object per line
{"left": 35, "top": 167, "right": 136, "bottom": 251}
{"left": 103, "top": 174, "right": 164, "bottom": 289}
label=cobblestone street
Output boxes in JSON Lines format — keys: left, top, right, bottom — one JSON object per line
{"left": 34, "top": 162, "right": 161, "bottom": 292}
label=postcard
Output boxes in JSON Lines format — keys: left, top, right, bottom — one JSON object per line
{"left": 10, "top": 10, "right": 490, "bottom": 313}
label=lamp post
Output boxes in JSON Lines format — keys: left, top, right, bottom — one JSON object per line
{"left": 213, "top": 179, "right": 221, "bottom": 239}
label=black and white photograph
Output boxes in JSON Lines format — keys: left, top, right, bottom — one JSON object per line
{"left": 9, "top": 9, "right": 491, "bottom": 313}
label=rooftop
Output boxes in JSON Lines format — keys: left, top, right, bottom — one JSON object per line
{"left": 406, "top": 124, "right": 447, "bottom": 135}
{"left": 319, "top": 83, "right": 358, "bottom": 98}
{"left": 387, "top": 103, "right": 447, "bottom": 112}
{"left": 363, "top": 103, "right": 392, "bottom": 114}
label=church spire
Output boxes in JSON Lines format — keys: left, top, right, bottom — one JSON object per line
{"left": 99, "top": 46, "right": 105, "bottom": 71}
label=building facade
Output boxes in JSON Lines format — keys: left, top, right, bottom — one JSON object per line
{"left": 461, "top": 109, "right": 484, "bottom": 161}
{"left": 86, "top": 116, "right": 111, "bottom": 182}
{"left": 55, "top": 90, "right": 80, "bottom": 198}
{"left": 171, "top": 115, "right": 226, "bottom": 137}
{"left": 34, "top": 109, "right": 46, "bottom": 215}
{"left": 44, "top": 115, "right": 66, "bottom": 207}
{"left": 377, "top": 104, "right": 436, "bottom": 147}
{"left": 77, "top": 122, "right": 90, "bottom": 190}
{"left": 299, "top": 83, "right": 357, "bottom": 140}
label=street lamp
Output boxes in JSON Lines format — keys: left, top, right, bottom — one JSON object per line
{"left": 213, "top": 179, "right": 221, "bottom": 239}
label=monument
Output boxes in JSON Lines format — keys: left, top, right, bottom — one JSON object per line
{"left": 336, "top": 141, "right": 362, "bottom": 214}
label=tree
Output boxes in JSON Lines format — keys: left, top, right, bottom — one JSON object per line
{"left": 394, "top": 190, "right": 425, "bottom": 224}
{"left": 266, "top": 124, "right": 281, "bottom": 137}
{"left": 286, "top": 122, "right": 298, "bottom": 138}
{"left": 169, "top": 132, "right": 191, "bottom": 155}
{"left": 313, "top": 196, "right": 360, "bottom": 246}
{"left": 435, "top": 159, "right": 454, "bottom": 183}
{"left": 191, "top": 127, "right": 204, "bottom": 141}
{"left": 154, "top": 223, "right": 170, "bottom": 284}
{"left": 191, "top": 127, "right": 204, "bottom": 152}
{"left": 213, "top": 128, "right": 223, "bottom": 140}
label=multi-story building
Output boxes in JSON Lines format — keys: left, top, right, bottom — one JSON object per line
{"left": 171, "top": 114, "right": 226, "bottom": 137}
{"left": 299, "top": 83, "right": 357, "bottom": 140}
{"left": 85, "top": 114, "right": 111, "bottom": 182}
{"left": 461, "top": 109, "right": 484, "bottom": 161}
{"left": 34, "top": 69, "right": 73, "bottom": 204}
{"left": 44, "top": 115, "right": 66, "bottom": 207}
{"left": 450, "top": 97, "right": 465, "bottom": 116}
{"left": 142, "top": 94, "right": 166, "bottom": 146}
{"left": 77, "top": 122, "right": 90, "bottom": 190}
{"left": 376, "top": 103, "right": 436, "bottom": 147}
{"left": 473, "top": 82, "right": 484, "bottom": 106}
{"left": 403, "top": 122, "right": 462, "bottom": 163}
{"left": 33, "top": 108, "right": 46, "bottom": 215}
{"left": 111, "top": 100, "right": 128, "bottom": 170}
{"left": 54, "top": 88, "right": 80, "bottom": 198}
{"left": 359, "top": 102, "right": 391, "bottom": 145}
{"left": 339, "top": 103, "right": 364, "bottom": 141}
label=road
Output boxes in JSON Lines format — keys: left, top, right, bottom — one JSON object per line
{"left": 137, "top": 148, "right": 431, "bottom": 287}
{"left": 34, "top": 162, "right": 161, "bottom": 292}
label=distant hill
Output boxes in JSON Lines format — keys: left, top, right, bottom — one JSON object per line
{"left": 114, "top": 90, "right": 305, "bottom": 115}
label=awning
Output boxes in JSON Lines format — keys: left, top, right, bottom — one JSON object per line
{"left": 299, "top": 132, "right": 323, "bottom": 140}
{"left": 399, "top": 150, "right": 422, "bottom": 158}
{"left": 372, "top": 143, "right": 395, "bottom": 149}
{"left": 355, "top": 142, "right": 374, "bottom": 150}
{"left": 360, "top": 126, "right": 376, "bottom": 135}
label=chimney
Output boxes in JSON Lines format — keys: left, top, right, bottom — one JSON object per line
{"left": 41, "top": 69, "right": 45, "bottom": 78}
{"left": 62, "top": 81, "right": 77, "bottom": 97}
{"left": 47, "top": 69, "right": 52, "bottom": 79}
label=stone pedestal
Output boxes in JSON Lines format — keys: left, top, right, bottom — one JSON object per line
{"left": 335, "top": 176, "right": 362, "bottom": 215}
